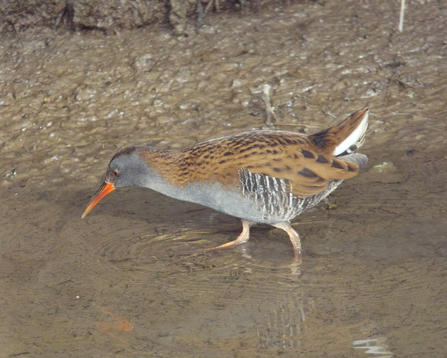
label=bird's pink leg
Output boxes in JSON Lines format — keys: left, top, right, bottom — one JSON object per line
{"left": 203, "top": 219, "right": 254, "bottom": 251}
{"left": 273, "top": 222, "right": 302, "bottom": 259}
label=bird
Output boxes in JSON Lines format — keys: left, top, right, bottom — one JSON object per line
{"left": 82, "top": 107, "right": 369, "bottom": 259}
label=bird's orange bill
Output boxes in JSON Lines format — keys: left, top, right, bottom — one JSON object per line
{"left": 81, "top": 182, "right": 115, "bottom": 219}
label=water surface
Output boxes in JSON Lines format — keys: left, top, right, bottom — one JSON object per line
{"left": 1, "top": 1, "right": 446, "bottom": 357}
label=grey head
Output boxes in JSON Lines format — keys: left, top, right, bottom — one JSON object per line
{"left": 103, "top": 146, "right": 153, "bottom": 188}
{"left": 81, "top": 146, "right": 153, "bottom": 219}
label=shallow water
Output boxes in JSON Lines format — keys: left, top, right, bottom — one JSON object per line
{"left": 1, "top": 1, "right": 447, "bottom": 357}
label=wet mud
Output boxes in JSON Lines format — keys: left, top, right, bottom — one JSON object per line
{"left": 1, "top": 1, "right": 446, "bottom": 357}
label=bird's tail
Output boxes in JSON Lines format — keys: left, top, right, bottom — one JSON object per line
{"left": 310, "top": 107, "right": 369, "bottom": 157}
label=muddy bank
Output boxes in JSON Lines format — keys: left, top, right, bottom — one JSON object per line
{"left": 1, "top": 0, "right": 447, "bottom": 356}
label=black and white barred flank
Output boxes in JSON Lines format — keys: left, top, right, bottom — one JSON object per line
{"left": 239, "top": 168, "right": 343, "bottom": 222}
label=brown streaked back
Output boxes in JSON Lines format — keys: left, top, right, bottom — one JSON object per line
{"left": 135, "top": 108, "right": 368, "bottom": 199}
{"left": 177, "top": 130, "right": 361, "bottom": 198}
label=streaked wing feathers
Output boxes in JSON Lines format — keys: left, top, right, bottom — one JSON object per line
{"left": 244, "top": 148, "right": 360, "bottom": 198}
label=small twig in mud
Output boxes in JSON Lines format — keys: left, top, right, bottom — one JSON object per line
{"left": 399, "top": 0, "right": 405, "bottom": 33}
{"left": 261, "top": 83, "right": 277, "bottom": 127}
{"left": 205, "top": 0, "right": 220, "bottom": 13}
{"left": 196, "top": 0, "right": 204, "bottom": 29}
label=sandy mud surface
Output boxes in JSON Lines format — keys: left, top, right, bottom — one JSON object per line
{"left": 1, "top": 1, "right": 446, "bottom": 357}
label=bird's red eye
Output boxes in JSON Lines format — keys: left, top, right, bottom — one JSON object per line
{"left": 113, "top": 170, "right": 119, "bottom": 177}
